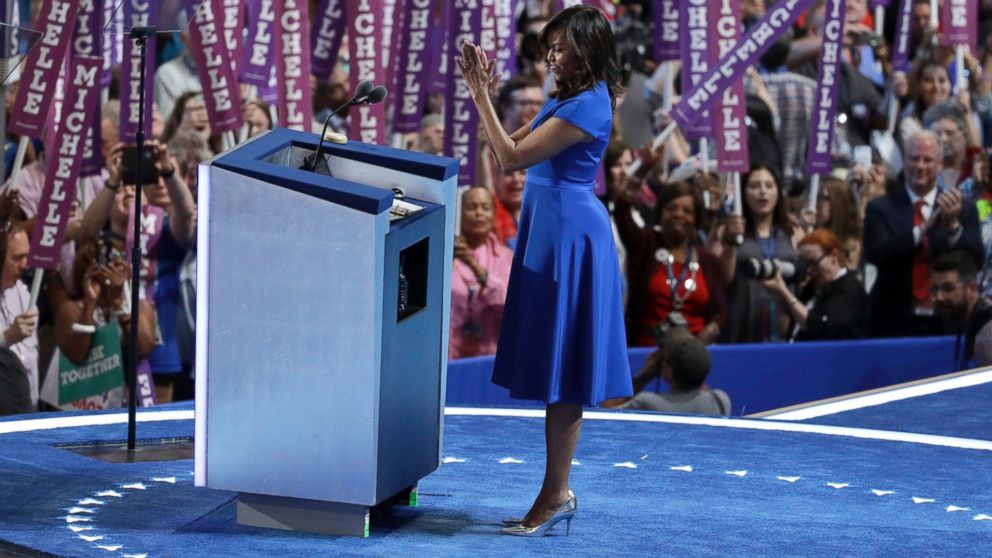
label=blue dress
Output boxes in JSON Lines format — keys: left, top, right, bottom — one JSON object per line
{"left": 491, "top": 82, "right": 633, "bottom": 405}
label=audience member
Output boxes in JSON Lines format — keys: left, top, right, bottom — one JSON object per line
{"left": 816, "top": 176, "right": 863, "bottom": 268}
{"left": 161, "top": 91, "right": 212, "bottom": 147}
{"left": 718, "top": 164, "right": 800, "bottom": 342}
{"left": 616, "top": 180, "right": 727, "bottom": 346}
{"left": 923, "top": 100, "right": 980, "bottom": 198}
{"left": 899, "top": 60, "right": 953, "bottom": 145}
{"left": 80, "top": 140, "right": 196, "bottom": 403}
{"left": 449, "top": 187, "right": 513, "bottom": 359}
{"left": 0, "top": 193, "right": 37, "bottom": 409}
{"left": 153, "top": 33, "right": 201, "bottom": 120}
{"left": 415, "top": 114, "right": 444, "bottom": 156}
{"left": 613, "top": 332, "right": 730, "bottom": 416}
{"left": 930, "top": 250, "right": 992, "bottom": 367}
{"left": 864, "top": 130, "right": 984, "bottom": 337}
{"left": 496, "top": 75, "right": 546, "bottom": 134}
{"left": 762, "top": 229, "right": 868, "bottom": 340}
{"left": 493, "top": 169, "right": 525, "bottom": 249}
{"left": 754, "top": 31, "right": 816, "bottom": 196}
{"left": 41, "top": 237, "right": 156, "bottom": 410}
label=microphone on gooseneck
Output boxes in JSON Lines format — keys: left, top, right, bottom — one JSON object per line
{"left": 306, "top": 80, "right": 377, "bottom": 172}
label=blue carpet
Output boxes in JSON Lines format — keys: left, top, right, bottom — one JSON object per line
{"left": 0, "top": 406, "right": 990, "bottom": 557}
{"left": 802, "top": 381, "right": 992, "bottom": 441}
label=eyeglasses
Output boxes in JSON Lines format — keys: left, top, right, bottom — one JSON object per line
{"left": 512, "top": 99, "right": 544, "bottom": 108}
{"left": 801, "top": 252, "right": 828, "bottom": 266}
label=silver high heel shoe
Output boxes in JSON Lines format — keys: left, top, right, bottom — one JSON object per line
{"left": 501, "top": 490, "right": 574, "bottom": 527}
{"left": 500, "top": 492, "right": 577, "bottom": 537}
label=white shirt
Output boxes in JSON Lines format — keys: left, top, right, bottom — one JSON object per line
{"left": 0, "top": 282, "right": 39, "bottom": 406}
{"left": 906, "top": 185, "right": 963, "bottom": 247}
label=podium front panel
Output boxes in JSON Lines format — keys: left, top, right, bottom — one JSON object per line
{"left": 202, "top": 166, "right": 387, "bottom": 505}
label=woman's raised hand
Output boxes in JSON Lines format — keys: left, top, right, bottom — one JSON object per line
{"left": 457, "top": 41, "right": 501, "bottom": 100}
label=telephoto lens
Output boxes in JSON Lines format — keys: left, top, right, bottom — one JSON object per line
{"left": 739, "top": 258, "right": 797, "bottom": 280}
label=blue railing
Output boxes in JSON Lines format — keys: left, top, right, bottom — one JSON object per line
{"left": 445, "top": 336, "right": 959, "bottom": 415}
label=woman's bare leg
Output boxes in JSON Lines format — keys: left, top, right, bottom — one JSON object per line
{"left": 523, "top": 402, "right": 582, "bottom": 525}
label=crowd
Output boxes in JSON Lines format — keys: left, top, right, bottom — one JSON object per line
{"left": 2, "top": 0, "right": 992, "bottom": 417}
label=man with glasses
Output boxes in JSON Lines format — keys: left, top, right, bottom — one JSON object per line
{"left": 496, "top": 75, "right": 546, "bottom": 135}
{"left": 930, "top": 250, "right": 992, "bottom": 367}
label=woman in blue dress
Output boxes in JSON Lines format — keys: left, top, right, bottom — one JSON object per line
{"left": 458, "top": 5, "right": 632, "bottom": 537}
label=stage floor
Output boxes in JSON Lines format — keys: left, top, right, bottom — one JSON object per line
{"left": 1, "top": 370, "right": 990, "bottom": 557}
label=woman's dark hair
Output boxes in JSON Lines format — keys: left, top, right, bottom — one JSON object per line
{"left": 655, "top": 180, "right": 705, "bottom": 245}
{"left": 909, "top": 58, "right": 950, "bottom": 121}
{"left": 539, "top": 5, "right": 625, "bottom": 109}
{"left": 742, "top": 163, "right": 791, "bottom": 236}
{"left": 161, "top": 90, "right": 203, "bottom": 145}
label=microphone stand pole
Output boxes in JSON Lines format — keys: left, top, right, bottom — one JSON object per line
{"left": 127, "top": 25, "right": 155, "bottom": 454}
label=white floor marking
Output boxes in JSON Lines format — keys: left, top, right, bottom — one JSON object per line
{"left": 3, "top": 403, "right": 991, "bottom": 455}
{"left": 763, "top": 369, "right": 992, "bottom": 421}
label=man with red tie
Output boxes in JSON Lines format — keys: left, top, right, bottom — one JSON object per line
{"left": 864, "top": 130, "right": 984, "bottom": 337}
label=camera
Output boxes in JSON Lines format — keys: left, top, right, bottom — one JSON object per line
{"left": 650, "top": 311, "right": 689, "bottom": 350}
{"left": 739, "top": 258, "right": 807, "bottom": 281}
{"left": 853, "top": 32, "right": 882, "bottom": 49}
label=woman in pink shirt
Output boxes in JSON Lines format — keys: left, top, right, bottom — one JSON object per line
{"left": 449, "top": 187, "right": 513, "bottom": 359}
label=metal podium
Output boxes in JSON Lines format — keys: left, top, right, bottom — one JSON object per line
{"left": 193, "top": 128, "right": 459, "bottom": 536}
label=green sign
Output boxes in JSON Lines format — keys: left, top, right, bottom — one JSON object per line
{"left": 58, "top": 323, "right": 124, "bottom": 404}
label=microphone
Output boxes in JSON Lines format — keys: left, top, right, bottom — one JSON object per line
{"left": 306, "top": 81, "right": 378, "bottom": 172}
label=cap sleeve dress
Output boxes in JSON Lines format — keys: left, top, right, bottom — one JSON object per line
{"left": 491, "top": 82, "right": 633, "bottom": 405}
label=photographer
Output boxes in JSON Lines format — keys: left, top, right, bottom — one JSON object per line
{"left": 761, "top": 229, "right": 868, "bottom": 341}
{"left": 930, "top": 251, "right": 992, "bottom": 368}
{"left": 79, "top": 139, "right": 196, "bottom": 403}
{"left": 608, "top": 331, "right": 730, "bottom": 416}
{"left": 718, "top": 164, "right": 800, "bottom": 343}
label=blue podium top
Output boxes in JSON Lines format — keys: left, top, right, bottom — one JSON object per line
{"left": 211, "top": 128, "right": 461, "bottom": 215}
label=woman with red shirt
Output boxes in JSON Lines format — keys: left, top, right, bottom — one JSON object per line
{"left": 615, "top": 179, "right": 727, "bottom": 347}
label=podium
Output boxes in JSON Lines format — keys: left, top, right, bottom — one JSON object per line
{"left": 192, "top": 128, "right": 459, "bottom": 536}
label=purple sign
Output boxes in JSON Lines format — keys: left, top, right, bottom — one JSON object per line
{"left": 101, "top": 0, "right": 117, "bottom": 87}
{"left": 240, "top": 0, "right": 277, "bottom": 87}
{"left": 712, "top": 0, "right": 749, "bottom": 173}
{"left": 494, "top": 0, "right": 517, "bottom": 81}
{"left": 869, "top": 0, "right": 891, "bottom": 7}
{"left": 310, "top": 0, "right": 345, "bottom": 81}
{"left": 220, "top": 0, "right": 244, "bottom": 75}
{"left": 942, "top": 0, "right": 978, "bottom": 53}
{"left": 29, "top": 55, "right": 102, "bottom": 269}
{"left": 74, "top": 0, "right": 104, "bottom": 177}
{"left": 672, "top": 0, "right": 816, "bottom": 132}
{"left": 892, "top": 0, "right": 913, "bottom": 72}
{"left": 654, "top": 0, "right": 679, "bottom": 62}
{"left": 8, "top": 0, "right": 81, "bottom": 137}
{"left": 120, "top": 0, "right": 157, "bottom": 143}
{"left": 393, "top": 0, "right": 434, "bottom": 134}
{"left": 382, "top": 0, "right": 399, "bottom": 101}
{"left": 186, "top": 0, "right": 243, "bottom": 134}
{"left": 444, "top": 0, "right": 482, "bottom": 187}
{"left": 428, "top": 3, "right": 451, "bottom": 96}
{"left": 679, "top": 0, "right": 713, "bottom": 139}
{"left": 275, "top": 0, "right": 313, "bottom": 131}
{"left": 806, "top": 0, "right": 845, "bottom": 174}
{"left": 348, "top": 0, "right": 387, "bottom": 143}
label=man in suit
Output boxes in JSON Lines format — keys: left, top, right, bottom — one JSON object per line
{"left": 864, "top": 130, "right": 984, "bottom": 337}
